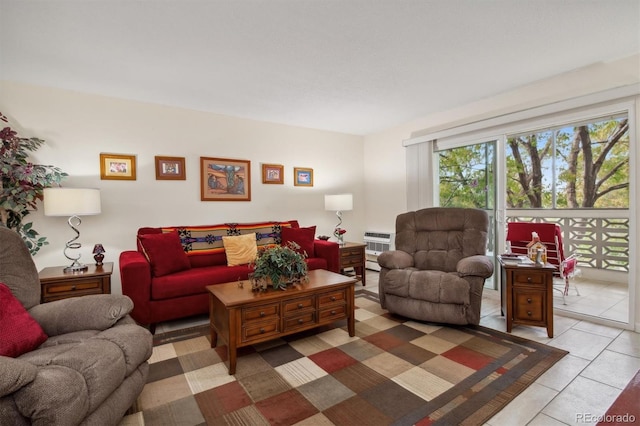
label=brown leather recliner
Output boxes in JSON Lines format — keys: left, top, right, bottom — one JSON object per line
{"left": 377, "top": 207, "right": 494, "bottom": 325}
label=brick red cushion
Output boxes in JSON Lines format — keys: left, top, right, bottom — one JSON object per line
{"left": 0, "top": 283, "right": 48, "bottom": 357}
{"left": 281, "top": 226, "right": 316, "bottom": 257}
{"left": 138, "top": 231, "right": 191, "bottom": 277}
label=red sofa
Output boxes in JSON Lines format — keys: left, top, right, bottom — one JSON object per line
{"left": 119, "top": 221, "right": 339, "bottom": 333}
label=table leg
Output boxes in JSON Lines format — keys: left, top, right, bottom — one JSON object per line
{"left": 348, "top": 286, "right": 355, "bottom": 336}
{"left": 228, "top": 345, "right": 237, "bottom": 375}
{"left": 210, "top": 324, "right": 218, "bottom": 348}
{"left": 355, "top": 265, "right": 366, "bottom": 286}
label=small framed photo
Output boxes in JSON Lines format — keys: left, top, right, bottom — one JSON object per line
{"left": 155, "top": 156, "right": 186, "bottom": 180}
{"left": 100, "top": 153, "right": 136, "bottom": 180}
{"left": 201, "top": 156, "right": 251, "bottom": 201}
{"left": 294, "top": 167, "right": 313, "bottom": 187}
{"left": 262, "top": 164, "right": 284, "bottom": 184}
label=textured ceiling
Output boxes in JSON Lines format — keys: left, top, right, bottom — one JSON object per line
{"left": 1, "top": 0, "right": 639, "bottom": 135}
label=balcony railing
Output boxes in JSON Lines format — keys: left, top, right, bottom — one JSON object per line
{"left": 506, "top": 209, "right": 629, "bottom": 273}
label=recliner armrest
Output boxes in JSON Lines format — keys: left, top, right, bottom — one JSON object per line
{"left": 378, "top": 250, "right": 414, "bottom": 269}
{"left": 0, "top": 356, "right": 37, "bottom": 398}
{"left": 28, "top": 295, "right": 134, "bottom": 336}
{"left": 457, "top": 255, "right": 494, "bottom": 278}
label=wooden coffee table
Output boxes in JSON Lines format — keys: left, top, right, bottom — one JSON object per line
{"left": 207, "top": 269, "right": 357, "bottom": 374}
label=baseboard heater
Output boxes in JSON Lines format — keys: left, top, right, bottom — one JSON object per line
{"left": 363, "top": 231, "right": 395, "bottom": 271}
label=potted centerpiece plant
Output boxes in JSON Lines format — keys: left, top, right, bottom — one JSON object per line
{"left": 250, "top": 241, "right": 308, "bottom": 291}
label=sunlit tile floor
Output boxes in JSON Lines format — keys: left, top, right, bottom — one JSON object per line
{"left": 155, "top": 270, "right": 639, "bottom": 426}
{"left": 552, "top": 277, "right": 629, "bottom": 323}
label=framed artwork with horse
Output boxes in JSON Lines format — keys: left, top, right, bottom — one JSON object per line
{"left": 200, "top": 156, "right": 251, "bottom": 201}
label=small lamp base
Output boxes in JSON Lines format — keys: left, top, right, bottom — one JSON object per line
{"left": 64, "top": 264, "right": 88, "bottom": 273}
{"left": 94, "top": 253, "right": 105, "bottom": 266}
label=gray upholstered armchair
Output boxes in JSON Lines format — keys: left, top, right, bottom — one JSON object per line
{"left": 0, "top": 226, "right": 152, "bottom": 425}
{"left": 377, "top": 207, "right": 494, "bottom": 325}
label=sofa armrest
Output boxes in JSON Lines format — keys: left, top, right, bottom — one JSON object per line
{"left": 313, "top": 240, "right": 340, "bottom": 273}
{"left": 378, "top": 250, "right": 414, "bottom": 269}
{"left": 0, "top": 356, "right": 37, "bottom": 398}
{"left": 457, "top": 255, "right": 494, "bottom": 278}
{"left": 28, "top": 295, "right": 134, "bottom": 336}
{"left": 119, "top": 250, "right": 153, "bottom": 325}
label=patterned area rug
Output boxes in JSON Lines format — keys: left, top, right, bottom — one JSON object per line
{"left": 122, "top": 290, "right": 567, "bottom": 426}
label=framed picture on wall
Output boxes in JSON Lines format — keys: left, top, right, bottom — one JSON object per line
{"left": 155, "top": 156, "right": 186, "bottom": 180}
{"left": 100, "top": 153, "right": 137, "bottom": 180}
{"left": 262, "top": 164, "right": 284, "bottom": 184}
{"left": 200, "top": 156, "right": 251, "bottom": 201}
{"left": 294, "top": 167, "right": 313, "bottom": 187}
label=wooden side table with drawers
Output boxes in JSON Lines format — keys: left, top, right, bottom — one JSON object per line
{"left": 339, "top": 242, "right": 367, "bottom": 286}
{"left": 38, "top": 262, "right": 113, "bottom": 303}
{"left": 499, "top": 257, "right": 555, "bottom": 337}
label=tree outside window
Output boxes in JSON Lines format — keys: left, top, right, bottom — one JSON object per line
{"left": 507, "top": 115, "right": 629, "bottom": 209}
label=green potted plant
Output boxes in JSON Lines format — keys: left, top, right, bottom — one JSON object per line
{"left": 251, "top": 241, "right": 308, "bottom": 291}
{"left": 0, "top": 112, "right": 67, "bottom": 254}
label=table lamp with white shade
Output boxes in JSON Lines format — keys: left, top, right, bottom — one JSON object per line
{"left": 43, "top": 188, "right": 101, "bottom": 273}
{"left": 324, "top": 193, "right": 353, "bottom": 245}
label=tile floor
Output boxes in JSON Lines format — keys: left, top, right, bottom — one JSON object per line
{"left": 154, "top": 269, "right": 640, "bottom": 426}
{"left": 552, "top": 277, "right": 628, "bottom": 323}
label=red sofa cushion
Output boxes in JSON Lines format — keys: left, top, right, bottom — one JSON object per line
{"left": 138, "top": 231, "right": 191, "bottom": 277}
{"left": 0, "top": 283, "right": 48, "bottom": 357}
{"left": 151, "top": 265, "right": 252, "bottom": 300}
{"left": 281, "top": 226, "right": 316, "bottom": 257}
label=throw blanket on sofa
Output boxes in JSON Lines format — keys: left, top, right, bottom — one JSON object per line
{"left": 161, "top": 221, "right": 292, "bottom": 256}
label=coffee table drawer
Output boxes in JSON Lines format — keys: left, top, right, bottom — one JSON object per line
{"left": 283, "top": 312, "right": 316, "bottom": 332}
{"left": 319, "top": 305, "right": 347, "bottom": 321}
{"left": 318, "top": 290, "right": 346, "bottom": 307}
{"left": 283, "top": 296, "right": 315, "bottom": 314}
{"left": 242, "top": 320, "right": 280, "bottom": 343}
{"left": 242, "top": 303, "right": 279, "bottom": 323}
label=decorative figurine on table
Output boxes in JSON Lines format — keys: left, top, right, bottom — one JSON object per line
{"left": 333, "top": 227, "right": 347, "bottom": 245}
{"left": 92, "top": 244, "right": 105, "bottom": 266}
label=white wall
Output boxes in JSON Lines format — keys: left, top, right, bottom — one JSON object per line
{"left": 0, "top": 81, "right": 365, "bottom": 294}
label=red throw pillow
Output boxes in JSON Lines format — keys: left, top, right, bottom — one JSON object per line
{"left": 281, "top": 226, "right": 316, "bottom": 257}
{"left": 138, "top": 231, "right": 191, "bottom": 277}
{"left": 0, "top": 283, "right": 48, "bottom": 357}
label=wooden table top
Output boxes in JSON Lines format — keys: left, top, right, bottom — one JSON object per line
{"left": 38, "top": 262, "right": 114, "bottom": 280}
{"left": 206, "top": 269, "right": 356, "bottom": 307}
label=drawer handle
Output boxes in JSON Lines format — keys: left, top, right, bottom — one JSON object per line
{"left": 330, "top": 310, "right": 336, "bottom": 315}
{"left": 259, "top": 328, "right": 265, "bottom": 334}
{"left": 71, "top": 285, "right": 77, "bottom": 291}
{"left": 527, "top": 277, "right": 532, "bottom": 282}
{"left": 260, "top": 311, "right": 265, "bottom": 317}
{"left": 298, "top": 319, "right": 304, "bottom": 324}
{"left": 297, "top": 303, "right": 304, "bottom": 309}
{"left": 330, "top": 296, "right": 336, "bottom": 301}
{"left": 527, "top": 311, "right": 532, "bottom": 316}
{"left": 527, "top": 298, "right": 532, "bottom": 303}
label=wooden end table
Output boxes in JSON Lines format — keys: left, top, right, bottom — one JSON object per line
{"left": 499, "top": 257, "right": 555, "bottom": 337}
{"left": 207, "top": 269, "right": 356, "bottom": 374}
{"left": 38, "top": 262, "right": 113, "bottom": 303}
{"left": 339, "top": 242, "right": 366, "bottom": 286}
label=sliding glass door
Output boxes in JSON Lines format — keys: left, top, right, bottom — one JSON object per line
{"left": 435, "top": 140, "right": 498, "bottom": 289}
